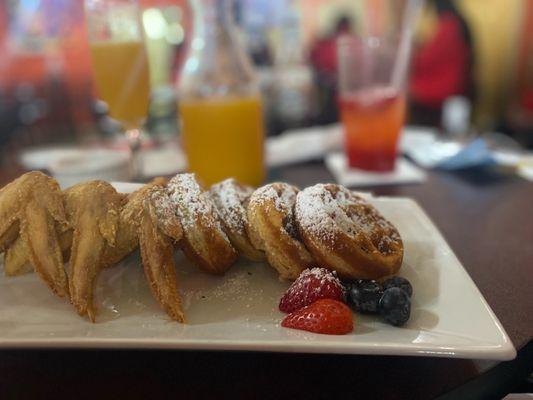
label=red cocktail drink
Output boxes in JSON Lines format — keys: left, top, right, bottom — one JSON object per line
{"left": 339, "top": 86, "right": 405, "bottom": 171}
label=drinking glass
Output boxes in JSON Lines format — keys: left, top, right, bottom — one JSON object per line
{"left": 338, "top": 0, "right": 421, "bottom": 171}
{"left": 84, "top": 0, "right": 151, "bottom": 178}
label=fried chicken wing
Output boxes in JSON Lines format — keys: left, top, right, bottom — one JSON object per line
{"left": 62, "top": 181, "right": 123, "bottom": 321}
{"left": 97, "top": 178, "right": 186, "bottom": 322}
{"left": 0, "top": 171, "right": 69, "bottom": 297}
{"left": 3, "top": 178, "right": 167, "bottom": 276}
{"left": 4, "top": 236, "right": 32, "bottom": 276}
{"left": 2, "top": 174, "right": 187, "bottom": 323}
{"left": 0, "top": 222, "right": 19, "bottom": 254}
{"left": 139, "top": 187, "right": 185, "bottom": 322}
{"left": 5, "top": 228, "right": 72, "bottom": 276}
{"left": 102, "top": 177, "right": 167, "bottom": 267}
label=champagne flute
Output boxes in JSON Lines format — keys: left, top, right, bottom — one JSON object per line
{"left": 84, "top": 0, "right": 151, "bottom": 179}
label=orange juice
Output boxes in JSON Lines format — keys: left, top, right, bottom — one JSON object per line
{"left": 339, "top": 87, "right": 406, "bottom": 171}
{"left": 179, "top": 96, "right": 265, "bottom": 186}
{"left": 89, "top": 41, "right": 150, "bottom": 127}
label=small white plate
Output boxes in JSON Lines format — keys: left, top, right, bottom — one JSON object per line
{"left": 0, "top": 183, "right": 515, "bottom": 360}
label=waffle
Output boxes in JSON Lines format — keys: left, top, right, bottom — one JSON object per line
{"left": 167, "top": 173, "right": 238, "bottom": 274}
{"left": 210, "top": 178, "right": 265, "bottom": 262}
{"left": 247, "top": 183, "right": 315, "bottom": 280}
{"left": 295, "top": 184, "right": 403, "bottom": 280}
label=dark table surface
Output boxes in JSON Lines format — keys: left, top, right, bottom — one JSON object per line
{"left": 0, "top": 161, "right": 532, "bottom": 400}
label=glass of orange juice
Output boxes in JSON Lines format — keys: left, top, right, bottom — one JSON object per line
{"left": 177, "top": 0, "right": 265, "bottom": 187}
{"left": 84, "top": 0, "right": 150, "bottom": 178}
{"left": 337, "top": 0, "right": 421, "bottom": 171}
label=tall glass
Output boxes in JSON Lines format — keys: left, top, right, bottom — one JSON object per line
{"left": 338, "top": 0, "right": 421, "bottom": 171}
{"left": 177, "top": 0, "right": 265, "bottom": 187}
{"left": 84, "top": 0, "right": 150, "bottom": 176}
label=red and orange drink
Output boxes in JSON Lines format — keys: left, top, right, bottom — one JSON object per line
{"left": 339, "top": 86, "right": 406, "bottom": 171}
{"left": 336, "top": 0, "right": 420, "bottom": 172}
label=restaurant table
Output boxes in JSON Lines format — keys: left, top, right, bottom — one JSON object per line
{"left": 0, "top": 161, "right": 532, "bottom": 400}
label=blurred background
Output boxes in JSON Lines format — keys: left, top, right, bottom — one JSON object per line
{"left": 0, "top": 0, "right": 532, "bottom": 174}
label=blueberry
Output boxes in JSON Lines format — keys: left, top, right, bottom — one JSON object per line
{"left": 348, "top": 280, "right": 383, "bottom": 314}
{"left": 379, "top": 287, "right": 411, "bottom": 326}
{"left": 382, "top": 276, "right": 413, "bottom": 297}
{"left": 341, "top": 283, "right": 350, "bottom": 303}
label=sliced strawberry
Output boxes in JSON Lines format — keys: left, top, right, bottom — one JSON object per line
{"left": 279, "top": 267, "right": 344, "bottom": 313}
{"left": 281, "top": 299, "right": 354, "bottom": 335}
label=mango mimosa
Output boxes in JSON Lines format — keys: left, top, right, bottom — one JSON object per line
{"left": 90, "top": 40, "right": 150, "bottom": 127}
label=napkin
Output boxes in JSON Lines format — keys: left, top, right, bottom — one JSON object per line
{"left": 434, "top": 138, "right": 496, "bottom": 170}
{"left": 325, "top": 152, "right": 426, "bottom": 187}
{"left": 402, "top": 132, "right": 499, "bottom": 170}
{"left": 495, "top": 152, "right": 533, "bottom": 181}
{"left": 266, "top": 124, "right": 342, "bottom": 167}
{"left": 518, "top": 163, "right": 533, "bottom": 181}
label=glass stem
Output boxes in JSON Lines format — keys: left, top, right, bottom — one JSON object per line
{"left": 126, "top": 128, "right": 142, "bottom": 180}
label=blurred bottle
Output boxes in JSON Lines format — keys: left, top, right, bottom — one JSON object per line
{"left": 272, "top": 2, "right": 312, "bottom": 130}
{"left": 441, "top": 95, "right": 471, "bottom": 139}
{"left": 177, "top": 0, "right": 265, "bottom": 186}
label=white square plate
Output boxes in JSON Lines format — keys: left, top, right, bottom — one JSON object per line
{"left": 0, "top": 183, "right": 515, "bottom": 360}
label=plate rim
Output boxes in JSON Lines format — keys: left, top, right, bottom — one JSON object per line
{"left": 0, "top": 337, "right": 516, "bottom": 360}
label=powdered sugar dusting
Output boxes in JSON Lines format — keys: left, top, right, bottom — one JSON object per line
{"left": 296, "top": 184, "right": 401, "bottom": 254}
{"left": 183, "top": 270, "right": 256, "bottom": 306}
{"left": 276, "top": 187, "right": 296, "bottom": 213}
{"left": 301, "top": 267, "right": 342, "bottom": 288}
{"left": 249, "top": 183, "right": 300, "bottom": 238}
{"left": 295, "top": 184, "right": 338, "bottom": 246}
{"left": 167, "top": 173, "right": 228, "bottom": 240}
{"left": 279, "top": 267, "right": 344, "bottom": 313}
{"left": 210, "top": 178, "right": 252, "bottom": 235}
{"left": 149, "top": 187, "right": 177, "bottom": 232}
{"left": 250, "top": 183, "right": 297, "bottom": 213}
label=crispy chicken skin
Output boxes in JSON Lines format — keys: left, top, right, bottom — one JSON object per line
{"left": 4, "top": 178, "right": 168, "bottom": 276}
{"left": 0, "top": 171, "right": 69, "bottom": 297}
{"left": 102, "top": 177, "right": 167, "bottom": 267}
{"left": 1, "top": 177, "right": 184, "bottom": 322}
{"left": 1, "top": 174, "right": 189, "bottom": 323}
{"left": 62, "top": 181, "right": 123, "bottom": 322}
{"left": 5, "top": 225, "right": 72, "bottom": 276}
{"left": 139, "top": 187, "right": 185, "bottom": 322}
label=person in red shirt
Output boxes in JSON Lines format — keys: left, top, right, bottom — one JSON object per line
{"left": 409, "top": 0, "right": 475, "bottom": 126}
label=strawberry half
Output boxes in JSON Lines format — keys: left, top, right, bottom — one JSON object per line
{"left": 281, "top": 299, "right": 354, "bottom": 335}
{"left": 279, "top": 267, "right": 344, "bottom": 313}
